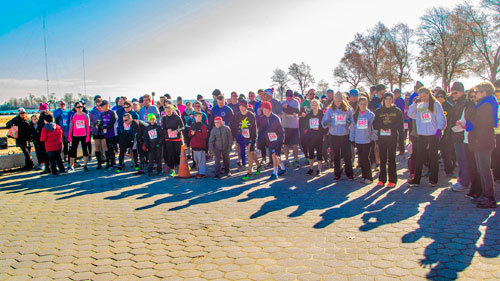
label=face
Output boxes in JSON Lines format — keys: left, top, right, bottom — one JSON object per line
{"left": 186, "top": 102, "right": 192, "bottom": 109}
{"left": 419, "top": 92, "right": 430, "bottom": 102}
{"left": 384, "top": 96, "right": 393, "bottom": 108}
{"left": 231, "top": 93, "right": 238, "bottom": 102}
{"left": 75, "top": 103, "right": 83, "bottom": 112}
{"left": 143, "top": 96, "right": 151, "bottom": 106}
{"left": 123, "top": 116, "right": 131, "bottom": 126}
{"left": 263, "top": 107, "right": 271, "bottom": 117}
{"left": 193, "top": 103, "right": 201, "bottom": 112}
{"left": 249, "top": 93, "right": 255, "bottom": 101}
{"left": 165, "top": 106, "right": 173, "bottom": 116}
{"left": 308, "top": 92, "right": 315, "bottom": 100}
{"left": 59, "top": 102, "right": 66, "bottom": 109}
{"left": 286, "top": 95, "right": 293, "bottom": 102}
{"left": 394, "top": 92, "right": 401, "bottom": 99}
{"left": 102, "top": 104, "right": 110, "bottom": 111}
{"left": 239, "top": 105, "right": 247, "bottom": 113}
{"left": 149, "top": 118, "right": 156, "bottom": 125}
{"left": 436, "top": 95, "right": 446, "bottom": 104}
{"left": 133, "top": 103, "right": 139, "bottom": 111}
{"left": 349, "top": 95, "right": 358, "bottom": 103}
{"left": 476, "top": 89, "right": 487, "bottom": 100}
{"left": 334, "top": 96, "right": 342, "bottom": 107}
{"left": 469, "top": 92, "right": 477, "bottom": 103}
{"left": 95, "top": 98, "right": 102, "bottom": 106}
{"left": 177, "top": 99, "right": 182, "bottom": 105}
{"left": 258, "top": 92, "right": 265, "bottom": 101}
{"left": 32, "top": 116, "right": 38, "bottom": 123}
{"left": 217, "top": 98, "right": 225, "bottom": 107}
{"left": 194, "top": 114, "right": 202, "bottom": 123}
{"left": 311, "top": 101, "right": 319, "bottom": 111}
{"left": 118, "top": 98, "right": 124, "bottom": 106}
{"left": 214, "top": 120, "right": 222, "bottom": 128}
{"left": 358, "top": 99, "right": 368, "bottom": 110}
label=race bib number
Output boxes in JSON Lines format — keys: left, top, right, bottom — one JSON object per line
{"left": 168, "top": 131, "right": 178, "bottom": 138}
{"left": 76, "top": 120, "right": 85, "bottom": 129}
{"left": 335, "top": 114, "right": 346, "bottom": 125}
{"left": 268, "top": 132, "right": 278, "bottom": 142}
{"left": 148, "top": 129, "right": 158, "bottom": 140}
{"left": 404, "top": 122, "right": 409, "bottom": 130}
{"left": 309, "top": 118, "right": 319, "bottom": 129}
{"left": 62, "top": 119, "right": 67, "bottom": 126}
{"left": 124, "top": 123, "right": 131, "bottom": 131}
{"left": 357, "top": 119, "right": 368, "bottom": 130}
{"left": 242, "top": 128, "right": 250, "bottom": 138}
{"left": 380, "top": 129, "right": 391, "bottom": 136}
{"left": 421, "top": 111, "right": 431, "bottom": 123}
{"left": 143, "top": 115, "right": 149, "bottom": 122}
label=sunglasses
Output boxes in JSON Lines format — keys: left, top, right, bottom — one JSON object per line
{"left": 194, "top": 105, "right": 200, "bottom": 107}
{"left": 76, "top": 106, "right": 83, "bottom": 109}
{"left": 20, "top": 112, "right": 26, "bottom": 114}
{"left": 124, "top": 106, "right": 130, "bottom": 109}
{"left": 123, "top": 119, "right": 130, "bottom": 122}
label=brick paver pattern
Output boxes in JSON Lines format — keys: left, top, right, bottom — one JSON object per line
{"left": 0, "top": 154, "right": 499, "bottom": 280}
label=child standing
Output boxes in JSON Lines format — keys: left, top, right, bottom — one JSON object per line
{"left": 40, "top": 114, "right": 65, "bottom": 176}
{"left": 189, "top": 112, "right": 209, "bottom": 178}
{"left": 209, "top": 116, "right": 233, "bottom": 178}
{"left": 350, "top": 97, "right": 376, "bottom": 184}
{"left": 144, "top": 114, "right": 164, "bottom": 176}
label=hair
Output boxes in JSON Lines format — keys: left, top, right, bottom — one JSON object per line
{"left": 435, "top": 89, "right": 447, "bottom": 99}
{"left": 186, "top": 101, "right": 192, "bottom": 107}
{"left": 359, "top": 92, "right": 370, "bottom": 102}
{"left": 143, "top": 94, "right": 151, "bottom": 100}
{"left": 177, "top": 96, "right": 182, "bottom": 101}
{"left": 74, "top": 101, "right": 82, "bottom": 108}
{"left": 370, "top": 86, "right": 376, "bottom": 94}
{"left": 194, "top": 112, "right": 203, "bottom": 117}
{"left": 123, "top": 101, "right": 132, "bottom": 107}
{"left": 310, "top": 98, "right": 321, "bottom": 109}
{"left": 248, "top": 91, "right": 255, "bottom": 96}
{"left": 330, "top": 92, "right": 349, "bottom": 111}
{"left": 44, "top": 114, "right": 54, "bottom": 123}
{"left": 418, "top": 87, "right": 437, "bottom": 112}
{"left": 466, "top": 88, "right": 477, "bottom": 102}
{"left": 475, "top": 81, "right": 495, "bottom": 96}
{"left": 353, "top": 97, "right": 369, "bottom": 122}
{"left": 123, "top": 113, "right": 132, "bottom": 119}
{"left": 193, "top": 101, "right": 201, "bottom": 107}
{"left": 216, "top": 95, "right": 225, "bottom": 101}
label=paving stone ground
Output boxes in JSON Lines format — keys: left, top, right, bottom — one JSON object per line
{"left": 0, "top": 152, "right": 499, "bottom": 281}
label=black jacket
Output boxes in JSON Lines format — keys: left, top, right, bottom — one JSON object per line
{"left": 374, "top": 106, "right": 404, "bottom": 141}
{"left": 161, "top": 114, "right": 184, "bottom": 141}
{"left": 143, "top": 123, "right": 164, "bottom": 150}
{"left": 6, "top": 115, "right": 32, "bottom": 146}
{"left": 449, "top": 95, "right": 467, "bottom": 143}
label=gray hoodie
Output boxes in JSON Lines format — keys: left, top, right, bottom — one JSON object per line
{"left": 407, "top": 101, "right": 447, "bottom": 136}
{"left": 209, "top": 124, "right": 233, "bottom": 153}
{"left": 349, "top": 110, "right": 377, "bottom": 144}
{"left": 321, "top": 107, "right": 353, "bottom": 136}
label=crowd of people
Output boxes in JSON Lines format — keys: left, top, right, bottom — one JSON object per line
{"left": 6, "top": 80, "right": 500, "bottom": 209}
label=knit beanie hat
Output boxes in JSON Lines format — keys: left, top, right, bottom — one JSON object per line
{"left": 147, "top": 114, "right": 157, "bottom": 122}
{"left": 261, "top": 101, "right": 272, "bottom": 111}
{"left": 451, "top": 82, "right": 465, "bottom": 93}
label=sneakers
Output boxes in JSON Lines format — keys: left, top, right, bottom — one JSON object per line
{"left": 334, "top": 175, "right": 341, "bottom": 181}
{"left": 476, "top": 198, "right": 497, "bottom": 209}
{"left": 377, "top": 181, "right": 385, "bottom": 187}
{"left": 363, "top": 178, "right": 373, "bottom": 184}
{"left": 452, "top": 182, "right": 468, "bottom": 192}
{"left": 148, "top": 172, "right": 152, "bottom": 177}
{"left": 316, "top": 170, "right": 322, "bottom": 176}
{"left": 278, "top": 168, "right": 287, "bottom": 176}
{"left": 196, "top": 174, "right": 206, "bottom": 179}
{"left": 135, "top": 165, "right": 140, "bottom": 171}
{"left": 67, "top": 167, "right": 75, "bottom": 173}
{"left": 373, "top": 165, "right": 380, "bottom": 172}
{"left": 254, "top": 166, "right": 263, "bottom": 175}
{"left": 83, "top": 166, "right": 89, "bottom": 172}
{"left": 242, "top": 174, "right": 252, "bottom": 181}
{"left": 169, "top": 170, "right": 177, "bottom": 177}
{"left": 407, "top": 180, "right": 419, "bottom": 187}
{"left": 429, "top": 182, "right": 438, "bottom": 187}
{"left": 306, "top": 169, "right": 314, "bottom": 175}
{"left": 292, "top": 161, "right": 300, "bottom": 168}
{"left": 387, "top": 182, "right": 396, "bottom": 188}
{"left": 268, "top": 174, "right": 278, "bottom": 181}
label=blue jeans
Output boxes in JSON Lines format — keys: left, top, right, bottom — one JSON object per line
{"left": 454, "top": 143, "right": 470, "bottom": 186}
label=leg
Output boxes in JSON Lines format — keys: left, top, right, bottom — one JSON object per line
{"left": 341, "top": 135, "right": 353, "bottom": 177}
{"left": 223, "top": 150, "right": 230, "bottom": 174}
{"left": 55, "top": 150, "right": 65, "bottom": 173}
{"left": 413, "top": 136, "right": 428, "bottom": 184}
{"left": 428, "top": 136, "right": 439, "bottom": 184}
{"left": 454, "top": 143, "right": 470, "bottom": 186}
{"left": 214, "top": 149, "right": 222, "bottom": 174}
{"left": 378, "top": 140, "right": 388, "bottom": 183}
{"left": 387, "top": 139, "right": 398, "bottom": 184}
{"left": 198, "top": 151, "right": 207, "bottom": 175}
{"left": 475, "top": 150, "right": 495, "bottom": 201}
{"left": 118, "top": 143, "right": 126, "bottom": 168}
{"left": 48, "top": 151, "right": 57, "bottom": 175}
{"left": 330, "top": 135, "right": 341, "bottom": 177}
{"left": 359, "top": 143, "right": 373, "bottom": 181}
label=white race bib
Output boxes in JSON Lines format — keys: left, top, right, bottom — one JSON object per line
{"left": 404, "top": 122, "right": 409, "bottom": 130}
{"left": 124, "top": 123, "right": 131, "bottom": 131}
{"left": 268, "top": 132, "right": 278, "bottom": 142}
{"left": 335, "top": 114, "right": 346, "bottom": 125}
{"left": 168, "top": 131, "right": 178, "bottom": 138}
{"left": 380, "top": 129, "right": 391, "bottom": 136}
{"left": 76, "top": 120, "right": 85, "bottom": 129}
{"left": 63, "top": 119, "right": 67, "bottom": 126}
{"left": 421, "top": 111, "right": 431, "bottom": 123}
{"left": 242, "top": 128, "right": 250, "bottom": 138}
{"left": 309, "top": 118, "right": 319, "bottom": 129}
{"left": 148, "top": 129, "right": 158, "bottom": 139}
{"left": 357, "top": 119, "right": 368, "bottom": 130}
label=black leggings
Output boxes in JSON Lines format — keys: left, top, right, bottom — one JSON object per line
{"left": 378, "top": 138, "right": 397, "bottom": 183}
{"left": 414, "top": 135, "right": 439, "bottom": 184}
{"left": 119, "top": 141, "right": 138, "bottom": 167}
{"left": 70, "top": 136, "right": 89, "bottom": 158}
{"left": 306, "top": 133, "right": 323, "bottom": 161}
{"left": 19, "top": 142, "right": 33, "bottom": 169}
{"left": 328, "top": 135, "right": 353, "bottom": 177}
{"left": 105, "top": 137, "right": 116, "bottom": 166}
{"left": 164, "top": 141, "right": 182, "bottom": 169}
{"left": 357, "top": 143, "right": 372, "bottom": 181}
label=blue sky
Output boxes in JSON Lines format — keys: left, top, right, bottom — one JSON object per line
{"left": 0, "top": 0, "right": 469, "bottom": 102}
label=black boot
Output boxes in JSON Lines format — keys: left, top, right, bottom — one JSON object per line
{"left": 96, "top": 152, "right": 102, "bottom": 169}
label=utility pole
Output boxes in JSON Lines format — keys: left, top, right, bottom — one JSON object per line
{"left": 43, "top": 17, "right": 49, "bottom": 97}
{"left": 82, "top": 49, "right": 87, "bottom": 96}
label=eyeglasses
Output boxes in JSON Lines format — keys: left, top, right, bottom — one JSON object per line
{"left": 194, "top": 105, "right": 200, "bottom": 108}
{"left": 124, "top": 106, "right": 130, "bottom": 109}
{"left": 123, "top": 119, "right": 130, "bottom": 122}
{"left": 76, "top": 106, "right": 83, "bottom": 109}
{"left": 19, "top": 112, "right": 26, "bottom": 114}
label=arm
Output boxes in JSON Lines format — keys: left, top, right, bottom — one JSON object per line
{"left": 282, "top": 103, "right": 299, "bottom": 114}
{"left": 407, "top": 102, "right": 418, "bottom": 120}
{"left": 68, "top": 115, "right": 74, "bottom": 143}
{"left": 176, "top": 115, "right": 185, "bottom": 133}
{"left": 85, "top": 114, "right": 91, "bottom": 143}
{"left": 435, "top": 102, "right": 447, "bottom": 130}
{"left": 322, "top": 109, "right": 330, "bottom": 128}
{"left": 40, "top": 128, "right": 47, "bottom": 143}
{"left": 6, "top": 117, "right": 16, "bottom": 128}
{"left": 396, "top": 109, "right": 404, "bottom": 140}
{"left": 208, "top": 129, "right": 215, "bottom": 151}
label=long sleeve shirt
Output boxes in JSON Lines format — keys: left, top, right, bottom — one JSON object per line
{"left": 321, "top": 107, "right": 353, "bottom": 136}
{"left": 350, "top": 110, "right": 377, "bottom": 144}
{"left": 408, "top": 101, "right": 447, "bottom": 136}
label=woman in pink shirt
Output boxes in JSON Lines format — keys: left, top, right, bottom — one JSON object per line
{"left": 68, "top": 101, "right": 91, "bottom": 172}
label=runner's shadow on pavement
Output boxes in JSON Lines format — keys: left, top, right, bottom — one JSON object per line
{"left": 401, "top": 189, "right": 496, "bottom": 280}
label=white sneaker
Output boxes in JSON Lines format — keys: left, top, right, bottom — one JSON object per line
{"left": 452, "top": 182, "right": 468, "bottom": 192}
{"left": 363, "top": 179, "right": 373, "bottom": 184}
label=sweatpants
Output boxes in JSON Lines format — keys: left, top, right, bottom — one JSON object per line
{"left": 237, "top": 134, "right": 246, "bottom": 166}
{"left": 148, "top": 146, "right": 162, "bottom": 173}
{"left": 193, "top": 150, "right": 206, "bottom": 175}
{"left": 467, "top": 145, "right": 482, "bottom": 197}
{"left": 328, "top": 135, "right": 353, "bottom": 178}
{"left": 378, "top": 138, "right": 397, "bottom": 184}
{"left": 48, "top": 150, "right": 65, "bottom": 175}
{"left": 164, "top": 141, "right": 182, "bottom": 169}
{"left": 414, "top": 135, "right": 439, "bottom": 184}
{"left": 306, "top": 133, "right": 323, "bottom": 161}
{"left": 105, "top": 137, "right": 116, "bottom": 167}
{"left": 214, "top": 149, "right": 230, "bottom": 175}
{"left": 475, "top": 149, "right": 495, "bottom": 201}
{"left": 439, "top": 135, "right": 455, "bottom": 175}
{"left": 357, "top": 143, "right": 373, "bottom": 181}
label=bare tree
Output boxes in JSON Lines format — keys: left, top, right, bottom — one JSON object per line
{"left": 270, "top": 68, "right": 290, "bottom": 101}
{"left": 333, "top": 54, "right": 364, "bottom": 89}
{"left": 384, "top": 23, "right": 413, "bottom": 90}
{"left": 63, "top": 93, "right": 74, "bottom": 106}
{"left": 316, "top": 80, "right": 330, "bottom": 96}
{"left": 456, "top": 2, "right": 500, "bottom": 82}
{"left": 417, "top": 7, "right": 472, "bottom": 91}
{"left": 288, "top": 62, "right": 315, "bottom": 95}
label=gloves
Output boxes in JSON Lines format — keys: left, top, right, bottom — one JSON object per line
{"left": 435, "top": 129, "right": 442, "bottom": 140}
{"left": 465, "top": 120, "right": 474, "bottom": 132}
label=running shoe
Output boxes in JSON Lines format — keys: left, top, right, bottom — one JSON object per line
{"left": 278, "top": 168, "right": 287, "bottom": 176}
{"left": 242, "top": 174, "right": 252, "bottom": 181}
{"left": 268, "top": 174, "right": 278, "bottom": 181}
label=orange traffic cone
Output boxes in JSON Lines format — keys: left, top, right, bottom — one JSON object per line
{"left": 175, "top": 145, "right": 192, "bottom": 179}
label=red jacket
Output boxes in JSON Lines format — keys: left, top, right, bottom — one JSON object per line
{"left": 40, "top": 123, "right": 63, "bottom": 152}
{"left": 189, "top": 123, "right": 208, "bottom": 150}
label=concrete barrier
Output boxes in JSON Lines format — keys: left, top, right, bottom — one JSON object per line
{"left": 0, "top": 143, "right": 96, "bottom": 171}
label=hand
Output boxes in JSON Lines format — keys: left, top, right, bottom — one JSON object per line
{"left": 282, "top": 103, "right": 288, "bottom": 109}
{"left": 191, "top": 131, "right": 196, "bottom": 136}
{"left": 301, "top": 112, "right": 306, "bottom": 118}
{"left": 456, "top": 120, "right": 463, "bottom": 127}
{"left": 167, "top": 129, "right": 172, "bottom": 134}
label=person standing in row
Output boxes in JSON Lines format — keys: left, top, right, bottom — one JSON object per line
{"left": 6, "top": 108, "right": 34, "bottom": 170}
{"left": 209, "top": 116, "right": 233, "bottom": 178}
{"left": 303, "top": 99, "right": 325, "bottom": 176}
{"left": 100, "top": 100, "right": 118, "bottom": 170}
{"left": 322, "top": 92, "right": 354, "bottom": 180}
{"left": 407, "top": 88, "right": 447, "bottom": 187}
{"left": 373, "top": 92, "right": 404, "bottom": 187}
{"left": 162, "top": 104, "right": 185, "bottom": 176}
{"left": 144, "top": 114, "right": 163, "bottom": 176}
{"left": 189, "top": 112, "right": 209, "bottom": 179}
{"left": 261, "top": 101, "right": 285, "bottom": 180}
{"left": 236, "top": 100, "right": 259, "bottom": 180}
{"left": 40, "top": 114, "right": 65, "bottom": 176}
{"left": 282, "top": 90, "right": 300, "bottom": 167}
{"left": 350, "top": 97, "right": 376, "bottom": 184}
{"left": 68, "top": 101, "right": 91, "bottom": 172}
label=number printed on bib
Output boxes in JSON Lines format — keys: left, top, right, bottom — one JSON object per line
{"left": 309, "top": 118, "right": 319, "bottom": 129}
{"left": 124, "top": 123, "right": 131, "bottom": 131}
{"left": 336, "top": 114, "right": 346, "bottom": 125}
{"left": 76, "top": 120, "right": 85, "bottom": 129}
{"left": 421, "top": 111, "right": 431, "bottom": 123}
{"left": 63, "top": 119, "right": 67, "bottom": 126}
{"left": 242, "top": 128, "right": 250, "bottom": 138}
{"left": 404, "top": 122, "right": 409, "bottom": 130}
{"left": 148, "top": 129, "right": 158, "bottom": 140}
{"left": 357, "top": 119, "right": 368, "bottom": 129}
{"left": 380, "top": 129, "right": 391, "bottom": 136}
{"left": 268, "top": 132, "right": 278, "bottom": 142}
{"left": 168, "top": 131, "right": 178, "bottom": 138}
